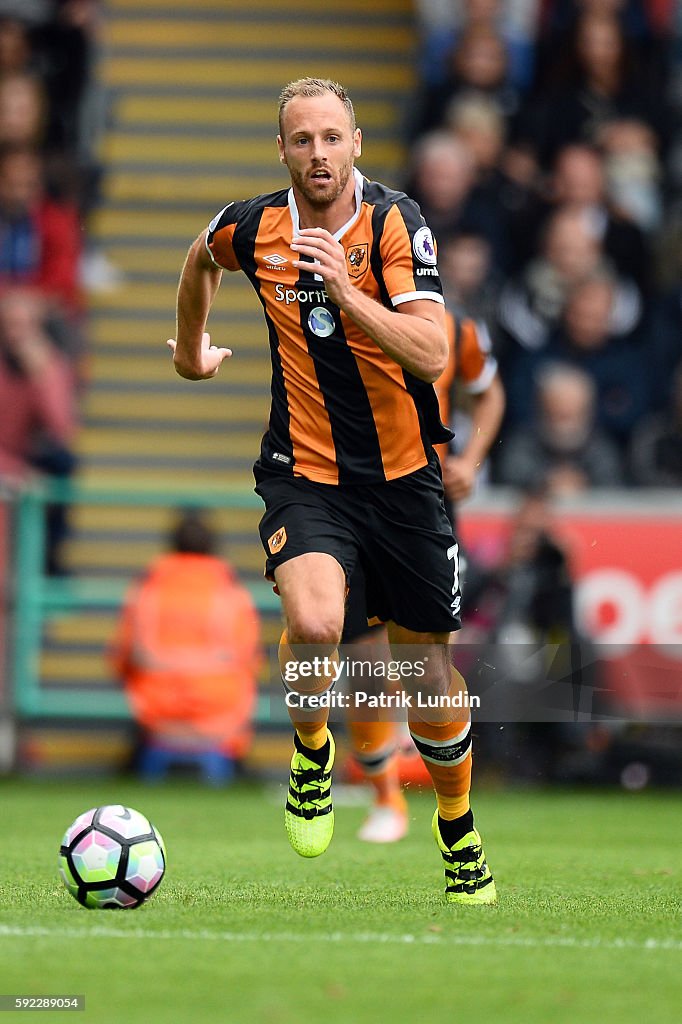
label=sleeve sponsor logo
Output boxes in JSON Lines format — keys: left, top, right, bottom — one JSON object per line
{"left": 412, "top": 225, "right": 437, "bottom": 265}
{"left": 208, "top": 202, "right": 234, "bottom": 234}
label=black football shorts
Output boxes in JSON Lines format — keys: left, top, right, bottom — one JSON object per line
{"left": 254, "top": 455, "right": 462, "bottom": 634}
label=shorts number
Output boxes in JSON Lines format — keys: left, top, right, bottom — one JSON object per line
{"left": 447, "top": 543, "right": 461, "bottom": 616}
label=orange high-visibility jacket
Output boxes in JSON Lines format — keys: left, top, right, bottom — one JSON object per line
{"left": 112, "top": 553, "right": 261, "bottom": 757}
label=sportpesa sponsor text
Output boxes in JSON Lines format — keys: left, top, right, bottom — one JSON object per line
{"left": 275, "top": 283, "right": 331, "bottom": 305}
{"left": 274, "top": 273, "right": 439, "bottom": 305}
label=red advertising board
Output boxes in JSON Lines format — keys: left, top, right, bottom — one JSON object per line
{"left": 459, "top": 497, "right": 682, "bottom": 718}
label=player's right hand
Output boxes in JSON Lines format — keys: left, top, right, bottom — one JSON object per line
{"left": 166, "top": 332, "right": 232, "bottom": 380}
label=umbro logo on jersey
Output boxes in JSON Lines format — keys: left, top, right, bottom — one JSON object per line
{"left": 264, "top": 253, "right": 288, "bottom": 268}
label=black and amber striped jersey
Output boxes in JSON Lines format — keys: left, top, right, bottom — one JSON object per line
{"left": 206, "top": 167, "right": 452, "bottom": 485}
{"left": 433, "top": 313, "right": 499, "bottom": 465}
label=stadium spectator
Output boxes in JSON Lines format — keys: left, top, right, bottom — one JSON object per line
{"left": 463, "top": 484, "right": 595, "bottom": 781}
{"left": 497, "top": 205, "right": 642, "bottom": 369}
{"left": 0, "top": 17, "right": 32, "bottom": 78}
{"left": 31, "top": 0, "right": 100, "bottom": 159}
{"left": 495, "top": 138, "right": 547, "bottom": 268}
{"left": 545, "top": 142, "right": 652, "bottom": 292}
{"left": 629, "top": 361, "right": 682, "bottom": 486}
{"left": 439, "top": 231, "right": 503, "bottom": 329}
{"left": 505, "top": 273, "right": 650, "bottom": 446}
{"left": 413, "top": 0, "right": 539, "bottom": 96}
{"left": 409, "top": 131, "right": 511, "bottom": 272}
{"left": 0, "top": 287, "right": 77, "bottom": 573}
{"left": 0, "top": 73, "right": 45, "bottom": 149}
{"left": 496, "top": 361, "right": 624, "bottom": 492}
{"left": 466, "top": 482, "right": 577, "bottom": 646}
{"left": 535, "top": 0, "right": 673, "bottom": 95}
{"left": 0, "top": 144, "right": 82, "bottom": 315}
{"left": 596, "top": 118, "right": 663, "bottom": 234}
{"left": 646, "top": 279, "right": 682, "bottom": 410}
{"left": 518, "top": 10, "right": 670, "bottom": 167}
{"left": 111, "top": 510, "right": 262, "bottom": 785}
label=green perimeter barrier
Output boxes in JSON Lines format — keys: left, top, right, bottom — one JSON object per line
{"left": 11, "top": 480, "right": 282, "bottom": 720}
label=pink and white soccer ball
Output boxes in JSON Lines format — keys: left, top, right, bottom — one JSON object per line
{"left": 58, "top": 805, "right": 166, "bottom": 909}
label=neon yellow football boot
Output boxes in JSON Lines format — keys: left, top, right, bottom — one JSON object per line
{"left": 285, "top": 731, "right": 335, "bottom": 857}
{"left": 432, "top": 810, "right": 497, "bottom": 905}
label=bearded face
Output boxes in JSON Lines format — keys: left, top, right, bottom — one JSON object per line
{"left": 278, "top": 93, "right": 361, "bottom": 210}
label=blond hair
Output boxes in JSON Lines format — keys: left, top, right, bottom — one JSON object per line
{"left": 278, "top": 77, "right": 355, "bottom": 135}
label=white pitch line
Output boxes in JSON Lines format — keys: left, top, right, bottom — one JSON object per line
{"left": 0, "top": 924, "right": 680, "bottom": 953}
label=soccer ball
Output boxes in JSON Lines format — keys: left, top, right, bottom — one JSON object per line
{"left": 58, "top": 805, "right": 166, "bottom": 909}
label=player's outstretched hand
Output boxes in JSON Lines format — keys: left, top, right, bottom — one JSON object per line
{"left": 166, "top": 332, "right": 232, "bottom": 380}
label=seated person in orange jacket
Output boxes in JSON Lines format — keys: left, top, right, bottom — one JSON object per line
{"left": 112, "top": 511, "right": 262, "bottom": 769}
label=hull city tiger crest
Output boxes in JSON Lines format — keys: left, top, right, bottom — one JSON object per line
{"left": 268, "top": 526, "right": 287, "bottom": 554}
{"left": 345, "top": 243, "right": 368, "bottom": 279}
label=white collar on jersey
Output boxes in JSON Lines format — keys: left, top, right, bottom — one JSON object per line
{"left": 287, "top": 166, "right": 365, "bottom": 241}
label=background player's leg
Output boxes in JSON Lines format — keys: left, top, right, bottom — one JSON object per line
{"left": 342, "top": 569, "right": 408, "bottom": 842}
{"left": 348, "top": 717, "right": 408, "bottom": 842}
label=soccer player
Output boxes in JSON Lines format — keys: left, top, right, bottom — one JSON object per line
{"left": 347, "top": 311, "right": 505, "bottom": 843}
{"left": 168, "top": 77, "right": 496, "bottom": 904}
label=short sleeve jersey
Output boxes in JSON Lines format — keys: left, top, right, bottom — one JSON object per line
{"left": 433, "top": 312, "right": 499, "bottom": 464}
{"left": 434, "top": 313, "right": 498, "bottom": 419}
{"left": 206, "top": 168, "right": 452, "bottom": 485}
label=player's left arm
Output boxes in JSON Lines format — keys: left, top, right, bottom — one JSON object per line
{"left": 291, "top": 227, "right": 448, "bottom": 383}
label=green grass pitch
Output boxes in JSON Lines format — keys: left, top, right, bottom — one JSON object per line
{"left": 0, "top": 777, "right": 680, "bottom": 1024}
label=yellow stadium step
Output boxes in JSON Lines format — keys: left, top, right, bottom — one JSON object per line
{"left": 105, "top": 20, "right": 413, "bottom": 53}
{"left": 108, "top": 0, "right": 411, "bottom": 16}
{"left": 89, "top": 352, "right": 270, "bottom": 385}
{"left": 91, "top": 317, "right": 266, "bottom": 349}
{"left": 46, "top": 614, "right": 119, "bottom": 648}
{"left": 101, "top": 57, "right": 414, "bottom": 92}
{"left": 104, "top": 171, "right": 287, "bottom": 205}
{"left": 77, "top": 465, "right": 257, "bottom": 489}
{"left": 76, "top": 427, "right": 262, "bottom": 460}
{"left": 90, "top": 209, "right": 207, "bottom": 240}
{"left": 81, "top": 391, "right": 269, "bottom": 425}
{"left": 40, "top": 651, "right": 111, "bottom": 684}
{"left": 116, "top": 95, "right": 399, "bottom": 131}
{"left": 70, "top": 505, "right": 261, "bottom": 535}
{"left": 62, "top": 537, "right": 265, "bottom": 574}
{"left": 102, "top": 133, "right": 402, "bottom": 168}
{"left": 89, "top": 282, "right": 260, "bottom": 314}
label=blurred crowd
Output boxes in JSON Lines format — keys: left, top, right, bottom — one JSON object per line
{"left": 2, "top": 0, "right": 681, "bottom": 577}
{"left": 409, "top": 0, "right": 682, "bottom": 493}
{"left": 0, "top": 0, "right": 101, "bottom": 571}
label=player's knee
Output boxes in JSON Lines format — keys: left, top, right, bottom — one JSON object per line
{"left": 287, "top": 613, "right": 342, "bottom": 647}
